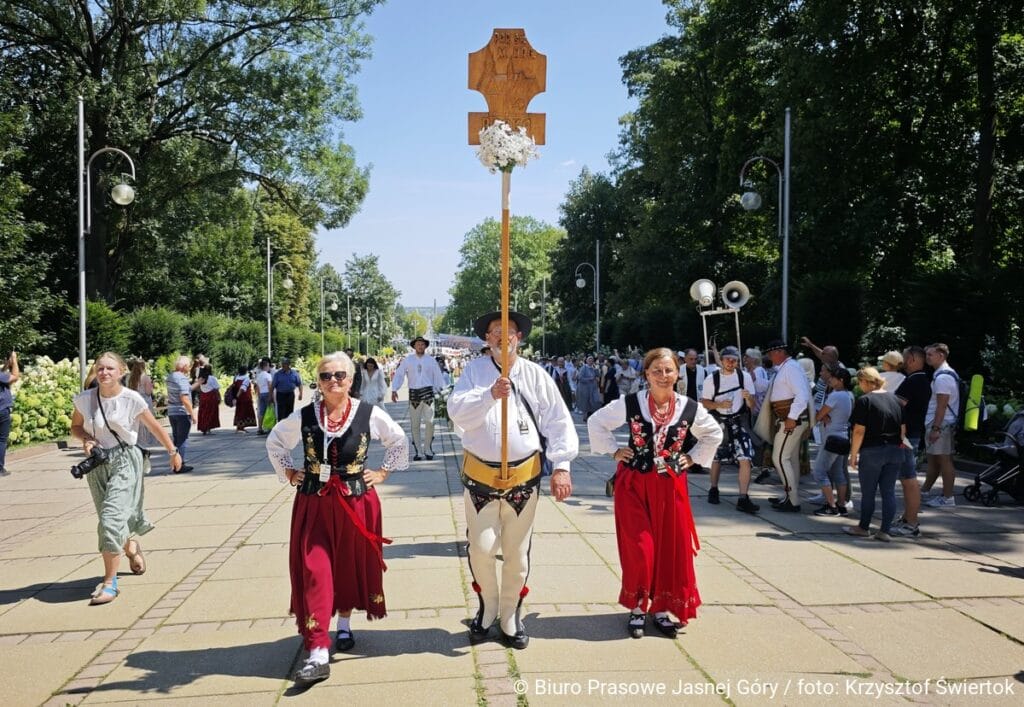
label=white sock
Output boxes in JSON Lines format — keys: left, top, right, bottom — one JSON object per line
{"left": 308, "top": 646, "right": 328, "bottom": 665}
{"left": 337, "top": 616, "right": 351, "bottom": 633}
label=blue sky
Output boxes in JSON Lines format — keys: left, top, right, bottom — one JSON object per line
{"left": 317, "top": 0, "right": 672, "bottom": 306}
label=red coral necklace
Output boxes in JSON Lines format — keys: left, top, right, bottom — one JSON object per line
{"left": 647, "top": 392, "right": 675, "bottom": 426}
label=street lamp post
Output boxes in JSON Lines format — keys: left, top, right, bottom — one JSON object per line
{"left": 364, "top": 308, "right": 380, "bottom": 356}
{"left": 526, "top": 275, "right": 548, "bottom": 356}
{"left": 574, "top": 240, "right": 601, "bottom": 352}
{"left": 319, "top": 278, "right": 340, "bottom": 357}
{"left": 739, "top": 107, "right": 792, "bottom": 341}
{"left": 267, "top": 260, "right": 294, "bottom": 359}
{"left": 78, "top": 96, "right": 137, "bottom": 387}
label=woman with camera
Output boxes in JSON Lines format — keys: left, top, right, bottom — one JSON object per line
{"left": 266, "top": 351, "right": 408, "bottom": 685}
{"left": 71, "top": 352, "right": 182, "bottom": 605}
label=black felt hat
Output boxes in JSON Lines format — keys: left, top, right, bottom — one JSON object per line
{"left": 764, "top": 339, "right": 789, "bottom": 354}
{"left": 473, "top": 311, "right": 532, "bottom": 340}
{"left": 409, "top": 335, "right": 430, "bottom": 347}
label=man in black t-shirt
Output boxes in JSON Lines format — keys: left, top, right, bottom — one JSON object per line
{"left": 891, "top": 345, "right": 929, "bottom": 537}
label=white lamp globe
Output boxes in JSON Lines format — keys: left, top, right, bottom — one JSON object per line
{"left": 740, "top": 191, "right": 762, "bottom": 211}
{"left": 576, "top": 277, "right": 586, "bottom": 289}
{"left": 111, "top": 182, "right": 135, "bottom": 206}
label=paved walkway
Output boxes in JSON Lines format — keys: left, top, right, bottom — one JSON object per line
{"left": 1, "top": 397, "right": 1023, "bottom": 706}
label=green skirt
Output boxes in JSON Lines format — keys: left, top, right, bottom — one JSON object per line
{"left": 86, "top": 445, "right": 155, "bottom": 553}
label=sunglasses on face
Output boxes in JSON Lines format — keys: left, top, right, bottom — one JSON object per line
{"left": 318, "top": 371, "right": 348, "bottom": 382}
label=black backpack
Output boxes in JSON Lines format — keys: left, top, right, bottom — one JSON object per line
{"left": 933, "top": 369, "right": 970, "bottom": 430}
{"left": 709, "top": 369, "right": 748, "bottom": 416}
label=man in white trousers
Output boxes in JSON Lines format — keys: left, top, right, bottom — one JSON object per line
{"left": 391, "top": 336, "right": 446, "bottom": 461}
{"left": 448, "top": 311, "right": 578, "bottom": 649}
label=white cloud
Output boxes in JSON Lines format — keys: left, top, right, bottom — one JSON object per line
{"left": 560, "top": 159, "right": 577, "bottom": 167}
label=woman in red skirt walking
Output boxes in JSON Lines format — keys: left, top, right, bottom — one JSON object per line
{"left": 230, "top": 366, "right": 258, "bottom": 431}
{"left": 587, "top": 348, "right": 722, "bottom": 639}
{"left": 193, "top": 365, "right": 220, "bottom": 434}
{"left": 266, "top": 351, "right": 408, "bottom": 685}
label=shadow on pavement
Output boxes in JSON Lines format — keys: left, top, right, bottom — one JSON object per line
{"left": 515, "top": 610, "right": 626, "bottom": 643}
{"left": 384, "top": 540, "right": 465, "bottom": 560}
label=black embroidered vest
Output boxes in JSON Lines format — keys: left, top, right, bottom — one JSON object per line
{"left": 623, "top": 393, "right": 695, "bottom": 474}
{"left": 296, "top": 401, "right": 372, "bottom": 495}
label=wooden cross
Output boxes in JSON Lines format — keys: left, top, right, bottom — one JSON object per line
{"left": 468, "top": 28, "right": 546, "bottom": 145}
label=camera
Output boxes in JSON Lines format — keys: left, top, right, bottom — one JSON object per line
{"left": 70, "top": 446, "right": 109, "bottom": 479}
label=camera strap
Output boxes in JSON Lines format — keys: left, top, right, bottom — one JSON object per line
{"left": 95, "top": 388, "right": 129, "bottom": 449}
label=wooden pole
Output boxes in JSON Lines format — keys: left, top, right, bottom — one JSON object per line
{"left": 500, "top": 170, "right": 511, "bottom": 478}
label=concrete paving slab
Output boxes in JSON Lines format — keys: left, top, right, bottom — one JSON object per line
{"left": 376, "top": 496, "right": 455, "bottom": 517}
{"left": 60, "top": 548, "right": 214, "bottom": 588}
{"left": 2, "top": 531, "right": 103, "bottom": 560}
{"left": 529, "top": 533, "right": 607, "bottom": 565}
{"left": 384, "top": 539, "right": 462, "bottom": 569}
{"left": 243, "top": 520, "right": 291, "bottom": 545}
{"left": 836, "top": 607, "right": 1024, "bottom": 681}
{"left": 384, "top": 566, "right": 465, "bottom": 610}
{"left": 140, "top": 523, "right": 241, "bottom": 552}
{"left": 2, "top": 638, "right": 108, "bottom": 706}
{"left": 528, "top": 563, "right": 621, "bottom": 604}
{"left": 753, "top": 558, "right": 925, "bottom": 605}
{"left": 697, "top": 563, "right": 772, "bottom": 605}
{"left": 0, "top": 581, "right": 174, "bottom": 633}
{"left": 168, "top": 576, "right": 292, "bottom": 624}
{"left": 0, "top": 517, "right": 45, "bottom": 539}
{"left": 156, "top": 503, "right": 264, "bottom": 528}
{"left": 182, "top": 489, "right": 283, "bottom": 506}
{"left": 584, "top": 532, "right": 622, "bottom": 567}
{"left": 84, "top": 692, "right": 281, "bottom": 707}
{"left": 944, "top": 534, "right": 1024, "bottom": 568}
{"left": 683, "top": 613, "right": 864, "bottom": 675}
{"left": 857, "top": 554, "right": 1024, "bottom": 598}
{"left": 385, "top": 513, "right": 458, "bottom": 537}
{"left": 2, "top": 500, "right": 85, "bottom": 521}
{"left": 80, "top": 626, "right": 296, "bottom": 702}
{"left": 709, "top": 534, "right": 848, "bottom": 567}
{"left": 956, "top": 600, "right": 1024, "bottom": 644}
{"left": 211, "top": 544, "right": 289, "bottom": 581}
{"left": 295, "top": 677, "right": 476, "bottom": 705}
{"left": 0, "top": 555, "right": 94, "bottom": 593}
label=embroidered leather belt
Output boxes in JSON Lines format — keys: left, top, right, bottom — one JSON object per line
{"left": 462, "top": 451, "right": 541, "bottom": 490}
{"left": 297, "top": 471, "right": 367, "bottom": 497}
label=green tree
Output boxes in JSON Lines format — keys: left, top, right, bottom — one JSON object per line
{"left": 444, "top": 216, "right": 565, "bottom": 350}
{"left": 1, "top": 0, "right": 376, "bottom": 323}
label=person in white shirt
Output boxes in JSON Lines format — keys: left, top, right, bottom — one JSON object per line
{"left": 675, "top": 349, "right": 706, "bottom": 401}
{"left": 390, "top": 336, "right": 446, "bottom": 461}
{"left": 255, "top": 359, "right": 274, "bottom": 435}
{"left": 702, "top": 347, "right": 759, "bottom": 513}
{"left": 921, "top": 343, "right": 960, "bottom": 507}
{"left": 762, "top": 339, "right": 812, "bottom": 511}
{"left": 360, "top": 357, "right": 388, "bottom": 406}
{"left": 448, "top": 311, "right": 577, "bottom": 650}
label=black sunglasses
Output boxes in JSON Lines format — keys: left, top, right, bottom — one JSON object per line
{"left": 318, "top": 371, "right": 348, "bottom": 382}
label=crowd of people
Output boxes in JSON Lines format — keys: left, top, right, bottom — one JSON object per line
{"left": 2, "top": 311, "right": 969, "bottom": 688}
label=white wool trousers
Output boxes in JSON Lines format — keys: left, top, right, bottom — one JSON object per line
{"left": 772, "top": 421, "right": 808, "bottom": 505}
{"left": 409, "top": 400, "right": 434, "bottom": 456}
{"left": 464, "top": 490, "right": 538, "bottom": 636}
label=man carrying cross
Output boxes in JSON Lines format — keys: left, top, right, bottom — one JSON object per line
{"left": 391, "top": 336, "right": 446, "bottom": 461}
{"left": 448, "top": 311, "right": 577, "bottom": 649}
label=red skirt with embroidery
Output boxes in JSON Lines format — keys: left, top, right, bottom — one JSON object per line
{"left": 288, "top": 486, "right": 386, "bottom": 649}
{"left": 613, "top": 463, "right": 701, "bottom": 621}
{"left": 197, "top": 389, "right": 220, "bottom": 432}
{"left": 232, "top": 384, "right": 258, "bottom": 428}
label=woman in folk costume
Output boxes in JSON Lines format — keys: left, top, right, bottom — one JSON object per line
{"left": 230, "top": 365, "right": 258, "bottom": 432}
{"left": 588, "top": 348, "right": 722, "bottom": 638}
{"left": 266, "top": 351, "right": 408, "bottom": 685}
{"left": 193, "top": 365, "right": 221, "bottom": 434}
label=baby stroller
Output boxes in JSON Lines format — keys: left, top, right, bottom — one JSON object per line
{"left": 963, "top": 410, "right": 1024, "bottom": 506}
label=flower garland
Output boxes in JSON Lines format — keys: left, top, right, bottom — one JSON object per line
{"left": 475, "top": 120, "right": 539, "bottom": 174}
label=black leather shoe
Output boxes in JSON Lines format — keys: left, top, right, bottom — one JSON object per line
{"left": 736, "top": 496, "right": 760, "bottom": 514}
{"left": 469, "top": 617, "right": 491, "bottom": 644}
{"left": 413, "top": 455, "right": 422, "bottom": 461}
{"left": 425, "top": 454, "right": 434, "bottom": 460}
{"left": 653, "top": 615, "right": 679, "bottom": 638}
{"left": 707, "top": 487, "right": 720, "bottom": 504}
{"left": 627, "top": 613, "right": 646, "bottom": 639}
{"left": 293, "top": 660, "right": 330, "bottom": 684}
{"left": 769, "top": 496, "right": 787, "bottom": 506}
{"left": 754, "top": 470, "right": 772, "bottom": 484}
{"left": 334, "top": 629, "right": 355, "bottom": 652}
{"left": 772, "top": 500, "right": 802, "bottom": 512}
{"left": 501, "top": 628, "right": 529, "bottom": 650}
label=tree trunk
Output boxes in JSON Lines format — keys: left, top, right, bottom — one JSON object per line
{"left": 972, "top": 0, "right": 997, "bottom": 271}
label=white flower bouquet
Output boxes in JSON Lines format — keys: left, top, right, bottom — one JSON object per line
{"left": 476, "top": 120, "right": 539, "bottom": 174}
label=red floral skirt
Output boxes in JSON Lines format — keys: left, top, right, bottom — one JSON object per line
{"left": 197, "top": 389, "right": 220, "bottom": 432}
{"left": 289, "top": 487, "right": 386, "bottom": 650}
{"left": 613, "top": 463, "right": 701, "bottom": 621}
{"left": 232, "top": 385, "right": 258, "bottom": 428}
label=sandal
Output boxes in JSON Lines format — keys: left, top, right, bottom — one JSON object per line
{"left": 89, "top": 580, "right": 119, "bottom": 605}
{"left": 627, "top": 612, "right": 646, "bottom": 639}
{"left": 125, "top": 539, "right": 146, "bottom": 575}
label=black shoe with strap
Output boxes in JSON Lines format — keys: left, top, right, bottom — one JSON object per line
{"left": 653, "top": 614, "right": 679, "bottom": 638}
{"left": 772, "top": 499, "right": 801, "bottom": 513}
{"left": 628, "top": 612, "right": 646, "bottom": 639}
{"left": 334, "top": 629, "right": 355, "bottom": 652}
{"left": 501, "top": 626, "right": 529, "bottom": 650}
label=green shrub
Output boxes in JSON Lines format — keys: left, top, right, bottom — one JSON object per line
{"left": 224, "top": 319, "right": 266, "bottom": 352}
{"left": 183, "top": 312, "right": 226, "bottom": 356}
{"left": 213, "top": 339, "right": 261, "bottom": 373}
{"left": 56, "top": 301, "right": 131, "bottom": 362}
{"left": 7, "top": 356, "right": 79, "bottom": 446}
{"left": 323, "top": 330, "right": 346, "bottom": 354}
{"left": 128, "top": 307, "right": 184, "bottom": 359}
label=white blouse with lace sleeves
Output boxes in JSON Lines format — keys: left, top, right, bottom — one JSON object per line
{"left": 265, "top": 400, "right": 409, "bottom": 484}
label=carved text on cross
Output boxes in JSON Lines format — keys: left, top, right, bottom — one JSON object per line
{"left": 468, "top": 28, "right": 546, "bottom": 145}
